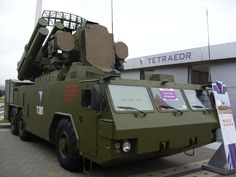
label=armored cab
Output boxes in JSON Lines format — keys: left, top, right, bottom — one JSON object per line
{"left": 5, "top": 10, "right": 219, "bottom": 173}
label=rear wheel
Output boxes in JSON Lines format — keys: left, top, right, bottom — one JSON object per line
{"left": 18, "top": 110, "right": 31, "bottom": 141}
{"left": 55, "top": 119, "right": 82, "bottom": 171}
{"left": 10, "top": 109, "right": 18, "bottom": 135}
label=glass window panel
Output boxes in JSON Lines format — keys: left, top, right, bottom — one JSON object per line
{"left": 184, "top": 89, "right": 212, "bottom": 110}
{"left": 151, "top": 88, "right": 187, "bottom": 111}
{"left": 108, "top": 85, "right": 154, "bottom": 111}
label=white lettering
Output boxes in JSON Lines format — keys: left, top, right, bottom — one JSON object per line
{"left": 36, "top": 106, "right": 44, "bottom": 116}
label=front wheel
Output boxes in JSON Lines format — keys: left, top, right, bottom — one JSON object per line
{"left": 55, "top": 119, "right": 82, "bottom": 171}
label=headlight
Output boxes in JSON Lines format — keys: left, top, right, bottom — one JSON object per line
{"left": 122, "top": 141, "right": 131, "bottom": 153}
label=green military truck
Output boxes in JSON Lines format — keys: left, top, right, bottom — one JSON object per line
{"left": 4, "top": 10, "right": 219, "bottom": 172}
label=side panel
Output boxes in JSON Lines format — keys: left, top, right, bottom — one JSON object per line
{"left": 4, "top": 81, "right": 10, "bottom": 120}
{"left": 23, "top": 84, "right": 43, "bottom": 137}
{"left": 9, "top": 82, "right": 14, "bottom": 103}
{"left": 21, "top": 79, "right": 99, "bottom": 159}
{"left": 77, "top": 82, "right": 98, "bottom": 157}
{"left": 23, "top": 82, "right": 64, "bottom": 140}
{"left": 4, "top": 80, "right": 28, "bottom": 120}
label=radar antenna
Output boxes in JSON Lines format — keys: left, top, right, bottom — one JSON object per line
{"left": 41, "top": 10, "right": 87, "bottom": 31}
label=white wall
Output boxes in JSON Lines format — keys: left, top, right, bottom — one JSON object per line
{"left": 154, "top": 65, "right": 188, "bottom": 83}
{"left": 121, "top": 70, "right": 140, "bottom": 80}
{"left": 121, "top": 65, "right": 189, "bottom": 83}
{"left": 210, "top": 61, "right": 236, "bottom": 117}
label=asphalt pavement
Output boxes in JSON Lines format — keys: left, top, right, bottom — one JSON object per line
{"left": 0, "top": 127, "right": 232, "bottom": 177}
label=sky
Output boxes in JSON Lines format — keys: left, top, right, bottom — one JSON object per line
{"left": 0, "top": 0, "right": 236, "bottom": 85}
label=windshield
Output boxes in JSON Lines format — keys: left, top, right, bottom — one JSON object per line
{"left": 151, "top": 87, "right": 188, "bottom": 111}
{"left": 184, "top": 89, "right": 212, "bottom": 110}
{"left": 108, "top": 85, "right": 154, "bottom": 111}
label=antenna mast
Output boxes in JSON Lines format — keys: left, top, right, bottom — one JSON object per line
{"left": 111, "top": 0, "right": 116, "bottom": 70}
{"left": 206, "top": 8, "right": 211, "bottom": 82}
{"left": 35, "top": 0, "right": 43, "bottom": 25}
{"left": 206, "top": 8, "right": 211, "bottom": 61}
{"left": 111, "top": 0, "right": 114, "bottom": 35}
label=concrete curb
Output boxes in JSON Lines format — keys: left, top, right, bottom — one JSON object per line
{"left": 0, "top": 123, "right": 10, "bottom": 129}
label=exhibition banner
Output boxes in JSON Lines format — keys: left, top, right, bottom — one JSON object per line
{"left": 212, "top": 81, "right": 236, "bottom": 170}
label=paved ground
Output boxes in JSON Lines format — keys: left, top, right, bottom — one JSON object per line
{"left": 0, "top": 128, "right": 233, "bottom": 177}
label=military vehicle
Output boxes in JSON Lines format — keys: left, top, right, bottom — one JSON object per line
{"left": 4, "top": 10, "right": 219, "bottom": 172}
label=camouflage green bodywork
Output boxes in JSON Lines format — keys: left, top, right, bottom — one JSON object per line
{"left": 5, "top": 76, "right": 219, "bottom": 165}
{"left": 4, "top": 10, "right": 219, "bottom": 167}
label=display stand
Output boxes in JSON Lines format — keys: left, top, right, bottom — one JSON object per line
{"left": 202, "top": 81, "right": 236, "bottom": 175}
{"left": 202, "top": 144, "right": 236, "bottom": 175}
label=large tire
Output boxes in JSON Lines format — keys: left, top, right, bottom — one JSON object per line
{"left": 55, "top": 119, "right": 82, "bottom": 172}
{"left": 10, "top": 109, "right": 19, "bottom": 135}
{"left": 18, "top": 110, "right": 31, "bottom": 141}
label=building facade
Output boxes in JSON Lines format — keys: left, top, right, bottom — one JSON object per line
{"left": 122, "top": 42, "right": 236, "bottom": 116}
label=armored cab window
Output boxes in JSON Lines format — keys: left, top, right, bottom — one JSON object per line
{"left": 151, "top": 88, "right": 188, "bottom": 111}
{"left": 108, "top": 85, "right": 154, "bottom": 111}
{"left": 81, "top": 90, "right": 91, "bottom": 107}
{"left": 184, "top": 89, "right": 212, "bottom": 110}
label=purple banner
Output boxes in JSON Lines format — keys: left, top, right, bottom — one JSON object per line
{"left": 228, "top": 144, "right": 236, "bottom": 169}
{"left": 213, "top": 81, "right": 227, "bottom": 94}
